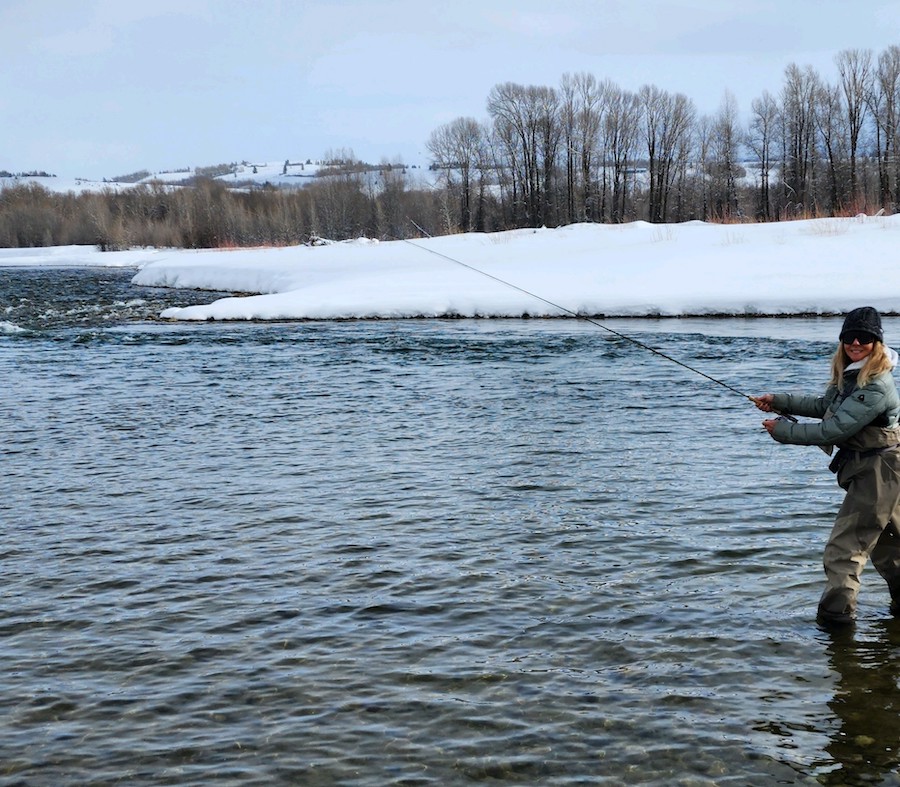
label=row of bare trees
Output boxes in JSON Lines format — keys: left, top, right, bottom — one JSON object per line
{"left": 2, "top": 45, "right": 899, "bottom": 249}
{"left": 428, "top": 45, "right": 900, "bottom": 231}
{"left": 0, "top": 174, "right": 450, "bottom": 250}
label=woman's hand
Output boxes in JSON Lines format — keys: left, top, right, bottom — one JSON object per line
{"left": 752, "top": 394, "right": 775, "bottom": 412}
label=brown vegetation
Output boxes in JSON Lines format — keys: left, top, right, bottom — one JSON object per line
{"left": 0, "top": 176, "right": 446, "bottom": 250}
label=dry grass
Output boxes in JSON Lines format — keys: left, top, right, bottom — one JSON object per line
{"left": 719, "top": 230, "right": 747, "bottom": 246}
{"left": 804, "top": 220, "right": 850, "bottom": 237}
{"left": 651, "top": 226, "right": 677, "bottom": 243}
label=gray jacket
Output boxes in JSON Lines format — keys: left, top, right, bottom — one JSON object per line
{"left": 771, "top": 347, "right": 900, "bottom": 452}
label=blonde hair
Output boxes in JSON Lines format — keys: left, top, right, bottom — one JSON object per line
{"left": 829, "top": 341, "right": 893, "bottom": 387}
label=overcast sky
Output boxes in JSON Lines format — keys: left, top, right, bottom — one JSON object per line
{"left": 3, "top": 0, "right": 900, "bottom": 180}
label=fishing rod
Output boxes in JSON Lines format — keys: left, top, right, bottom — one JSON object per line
{"left": 402, "top": 219, "right": 789, "bottom": 420}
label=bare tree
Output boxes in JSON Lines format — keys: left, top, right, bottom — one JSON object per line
{"left": 579, "top": 76, "right": 610, "bottom": 221}
{"left": 535, "top": 86, "right": 563, "bottom": 224}
{"left": 308, "top": 168, "right": 368, "bottom": 240}
{"left": 559, "top": 72, "right": 608, "bottom": 222}
{"left": 639, "top": 85, "right": 695, "bottom": 222}
{"left": 602, "top": 85, "right": 641, "bottom": 222}
{"left": 372, "top": 158, "right": 412, "bottom": 240}
{"left": 747, "top": 91, "right": 780, "bottom": 220}
{"left": 487, "top": 82, "right": 561, "bottom": 226}
{"left": 836, "top": 48, "right": 873, "bottom": 207}
{"left": 870, "top": 45, "right": 900, "bottom": 210}
{"left": 709, "top": 91, "right": 742, "bottom": 219}
{"left": 694, "top": 114, "right": 715, "bottom": 219}
{"left": 815, "top": 80, "right": 849, "bottom": 212}
{"left": 427, "top": 117, "right": 486, "bottom": 232}
{"left": 487, "top": 82, "right": 532, "bottom": 225}
{"left": 559, "top": 74, "right": 580, "bottom": 223}
{"left": 780, "top": 63, "right": 822, "bottom": 215}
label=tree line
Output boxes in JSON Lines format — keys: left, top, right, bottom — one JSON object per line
{"left": 1, "top": 44, "right": 898, "bottom": 250}
{"left": 0, "top": 174, "right": 444, "bottom": 250}
{"left": 428, "top": 45, "right": 900, "bottom": 231}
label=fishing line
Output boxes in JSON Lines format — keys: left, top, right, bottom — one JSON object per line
{"left": 402, "top": 219, "right": 769, "bottom": 413}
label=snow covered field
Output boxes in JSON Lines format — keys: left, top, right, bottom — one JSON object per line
{"left": 2, "top": 215, "right": 898, "bottom": 320}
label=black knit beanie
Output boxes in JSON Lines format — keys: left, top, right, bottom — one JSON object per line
{"left": 840, "top": 306, "right": 883, "bottom": 343}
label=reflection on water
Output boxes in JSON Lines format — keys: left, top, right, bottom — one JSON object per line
{"left": 6, "top": 268, "right": 900, "bottom": 784}
{"left": 818, "top": 622, "right": 900, "bottom": 785}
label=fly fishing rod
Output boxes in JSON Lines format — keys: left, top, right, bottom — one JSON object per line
{"left": 402, "top": 219, "right": 789, "bottom": 420}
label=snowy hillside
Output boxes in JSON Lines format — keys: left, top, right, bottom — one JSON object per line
{"left": 0, "top": 157, "right": 438, "bottom": 195}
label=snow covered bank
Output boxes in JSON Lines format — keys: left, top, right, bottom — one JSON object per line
{"left": 139, "top": 216, "right": 900, "bottom": 320}
{"left": 5, "top": 216, "right": 900, "bottom": 319}
{"left": 0, "top": 245, "right": 166, "bottom": 268}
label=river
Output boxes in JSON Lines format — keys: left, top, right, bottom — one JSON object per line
{"left": 2, "top": 267, "right": 899, "bottom": 785}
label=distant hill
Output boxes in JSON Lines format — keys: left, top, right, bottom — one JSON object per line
{"left": 0, "top": 157, "right": 436, "bottom": 195}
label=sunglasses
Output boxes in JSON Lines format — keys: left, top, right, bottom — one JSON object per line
{"left": 841, "top": 331, "right": 877, "bottom": 345}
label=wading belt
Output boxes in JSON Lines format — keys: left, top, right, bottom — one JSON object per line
{"left": 829, "top": 443, "right": 900, "bottom": 474}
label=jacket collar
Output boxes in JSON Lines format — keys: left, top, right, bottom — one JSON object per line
{"left": 845, "top": 345, "right": 899, "bottom": 373}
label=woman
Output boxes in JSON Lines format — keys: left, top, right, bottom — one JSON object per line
{"left": 753, "top": 306, "right": 900, "bottom": 626}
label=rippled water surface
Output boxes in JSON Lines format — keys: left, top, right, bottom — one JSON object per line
{"left": 4, "top": 268, "right": 900, "bottom": 786}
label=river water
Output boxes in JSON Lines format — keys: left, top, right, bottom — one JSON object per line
{"left": 3, "top": 267, "right": 900, "bottom": 786}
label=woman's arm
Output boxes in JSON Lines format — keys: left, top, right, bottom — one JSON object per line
{"left": 769, "top": 385, "right": 887, "bottom": 446}
{"left": 770, "top": 391, "right": 830, "bottom": 419}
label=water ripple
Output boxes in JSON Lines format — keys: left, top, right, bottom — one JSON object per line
{"left": 4, "top": 269, "right": 900, "bottom": 784}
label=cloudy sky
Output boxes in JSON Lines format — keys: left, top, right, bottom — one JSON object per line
{"left": 3, "top": 0, "right": 900, "bottom": 179}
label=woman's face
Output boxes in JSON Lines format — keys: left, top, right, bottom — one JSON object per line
{"left": 844, "top": 337, "right": 875, "bottom": 364}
